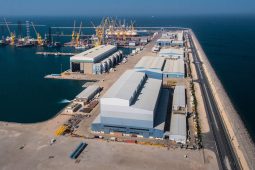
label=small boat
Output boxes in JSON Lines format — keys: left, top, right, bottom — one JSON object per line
{"left": 75, "top": 45, "right": 88, "bottom": 50}
{"left": 0, "top": 40, "right": 8, "bottom": 47}
{"left": 15, "top": 42, "right": 34, "bottom": 48}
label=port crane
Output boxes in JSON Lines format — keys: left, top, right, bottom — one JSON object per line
{"left": 3, "top": 18, "right": 15, "bottom": 45}
{"left": 71, "top": 20, "right": 76, "bottom": 45}
{"left": 31, "top": 22, "right": 43, "bottom": 46}
{"left": 91, "top": 17, "right": 109, "bottom": 46}
{"left": 75, "top": 21, "right": 82, "bottom": 47}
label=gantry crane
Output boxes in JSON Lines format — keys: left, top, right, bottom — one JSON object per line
{"left": 71, "top": 20, "right": 76, "bottom": 45}
{"left": 92, "top": 17, "right": 109, "bottom": 46}
{"left": 31, "top": 22, "right": 43, "bottom": 46}
{"left": 75, "top": 21, "right": 82, "bottom": 47}
{"left": 4, "top": 18, "right": 15, "bottom": 45}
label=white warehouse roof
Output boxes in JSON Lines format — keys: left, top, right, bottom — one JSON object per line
{"left": 172, "top": 85, "right": 186, "bottom": 111}
{"left": 134, "top": 56, "right": 165, "bottom": 70}
{"left": 169, "top": 113, "right": 186, "bottom": 144}
{"left": 177, "top": 31, "right": 184, "bottom": 41}
{"left": 70, "top": 45, "right": 117, "bottom": 63}
{"left": 102, "top": 70, "right": 146, "bottom": 106}
{"left": 102, "top": 70, "right": 161, "bottom": 111}
{"left": 159, "top": 48, "right": 184, "bottom": 57}
{"left": 163, "top": 59, "right": 184, "bottom": 74}
{"left": 156, "top": 38, "right": 172, "bottom": 43}
{"left": 76, "top": 84, "right": 100, "bottom": 100}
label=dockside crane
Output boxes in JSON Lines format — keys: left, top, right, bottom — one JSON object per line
{"left": 4, "top": 18, "right": 15, "bottom": 45}
{"left": 31, "top": 22, "right": 43, "bottom": 46}
{"left": 71, "top": 20, "right": 76, "bottom": 45}
{"left": 92, "top": 18, "right": 108, "bottom": 46}
{"left": 75, "top": 21, "right": 82, "bottom": 47}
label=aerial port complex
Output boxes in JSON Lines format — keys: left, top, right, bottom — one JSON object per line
{"left": 1, "top": 17, "right": 255, "bottom": 170}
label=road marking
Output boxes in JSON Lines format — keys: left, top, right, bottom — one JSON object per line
{"left": 224, "top": 156, "right": 231, "bottom": 170}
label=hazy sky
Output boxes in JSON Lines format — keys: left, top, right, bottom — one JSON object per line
{"left": 0, "top": 0, "right": 255, "bottom": 16}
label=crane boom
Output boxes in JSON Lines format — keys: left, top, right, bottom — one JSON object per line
{"left": 31, "top": 22, "right": 43, "bottom": 46}
{"left": 78, "top": 21, "right": 82, "bottom": 35}
{"left": 31, "top": 22, "right": 38, "bottom": 34}
{"left": 3, "top": 18, "right": 11, "bottom": 36}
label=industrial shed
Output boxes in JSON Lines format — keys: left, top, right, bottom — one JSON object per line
{"left": 163, "top": 59, "right": 185, "bottom": 78}
{"left": 134, "top": 56, "right": 165, "bottom": 79}
{"left": 172, "top": 85, "right": 186, "bottom": 112}
{"left": 158, "top": 48, "right": 184, "bottom": 59}
{"left": 70, "top": 45, "right": 123, "bottom": 74}
{"left": 91, "top": 70, "right": 168, "bottom": 138}
{"left": 156, "top": 31, "right": 184, "bottom": 47}
{"left": 75, "top": 85, "right": 101, "bottom": 103}
{"left": 169, "top": 113, "right": 187, "bottom": 144}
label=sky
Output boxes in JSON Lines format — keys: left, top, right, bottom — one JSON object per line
{"left": 0, "top": 0, "right": 255, "bottom": 16}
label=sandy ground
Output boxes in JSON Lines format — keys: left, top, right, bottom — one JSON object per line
{"left": 188, "top": 52, "right": 209, "bottom": 134}
{"left": 0, "top": 32, "right": 219, "bottom": 170}
{"left": 0, "top": 124, "right": 218, "bottom": 170}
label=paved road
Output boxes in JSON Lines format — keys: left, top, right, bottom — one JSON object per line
{"left": 187, "top": 31, "right": 240, "bottom": 170}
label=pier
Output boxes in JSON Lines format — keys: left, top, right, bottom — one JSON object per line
{"left": 36, "top": 52, "right": 77, "bottom": 56}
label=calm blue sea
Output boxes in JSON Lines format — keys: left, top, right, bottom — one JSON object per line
{"left": 0, "top": 16, "right": 255, "bottom": 141}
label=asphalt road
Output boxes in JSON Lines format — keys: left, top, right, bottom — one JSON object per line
{"left": 187, "top": 31, "right": 240, "bottom": 170}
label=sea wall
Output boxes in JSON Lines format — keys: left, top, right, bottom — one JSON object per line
{"left": 190, "top": 30, "right": 255, "bottom": 170}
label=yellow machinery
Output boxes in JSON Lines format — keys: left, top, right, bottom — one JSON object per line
{"left": 75, "top": 22, "right": 82, "bottom": 47}
{"left": 95, "top": 27, "right": 104, "bottom": 46}
{"left": 92, "top": 17, "right": 110, "bottom": 46}
{"left": 55, "top": 125, "right": 68, "bottom": 136}
{"left": 71, "top": 20, "right": 76, "bottom": 45}
{"left": 10, "top": 32, "right": 15, "bottom": 45}
{"left": 4, "top": 18, "right": 15, "bottom": 45}
{"left": 31, "top": 22, "right": 43, "bottom": 46}
{"left": 92, "top": 17, "right": 137, "bottom": 46}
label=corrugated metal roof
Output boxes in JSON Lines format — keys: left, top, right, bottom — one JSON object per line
{"left": 103, "top": 70, "right": 146, "bottom": 104}
{"left": 154, "top": 89, "right": 169, "bottom": 130}
{"left": 102, "top": 69, "right": 162, "bottom": 111}
{"left": 134, "top": 56, "right": 165, "bottom": 70}
{"left": 70, "top": 45, "right": 116, "bottom": 63}
{"left": 159, "top": 48, "right": 184, "bottom": 56}
{"left": 169, "top": 113, "right": 186, "bottom": 137}
{"left": 156, "top": 38, "right": 172, "bottom": 42}
{"left": 163, "top": 59, "right": 184, "bottom": 74}
{"left": 132, "top": 78, "right": 161, "bottom": 111}
{"left": 76, "top": 85, "right": 100, "bottom": 99}
{"left": 177, "top": 31, "right": 184, "bottom": 41}
{"left": 172, "top": 85, "right": 186, "bottom": 109}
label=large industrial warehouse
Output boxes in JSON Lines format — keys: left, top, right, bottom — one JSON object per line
{"left": 172, "top": 85, "right": 186, "bottom": 112}
{"left": 163, "top": 58, "right": 185, "bottom": 78}
{"left": 70, "top": 45, "right": 123, "bottom": 74}
{"left": 91, "top": 70, "right": 169, "bottom": 138}
{"left": 169, "top": 113, "right": 187, "bottom": 144}
{"left": 156, "top": 31, "right": 184, "bottom": 47}
{"left": 134, "top": 56, "right": 165, "bottom": 79}
{"left": 158, "top": 48, "right": 184, "bottom": 59}
{"left": 169, "top": 85, "right": 187, "bottom": 144}
{"left": 75, "top": 84, "right": 101, "bottom": 104}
